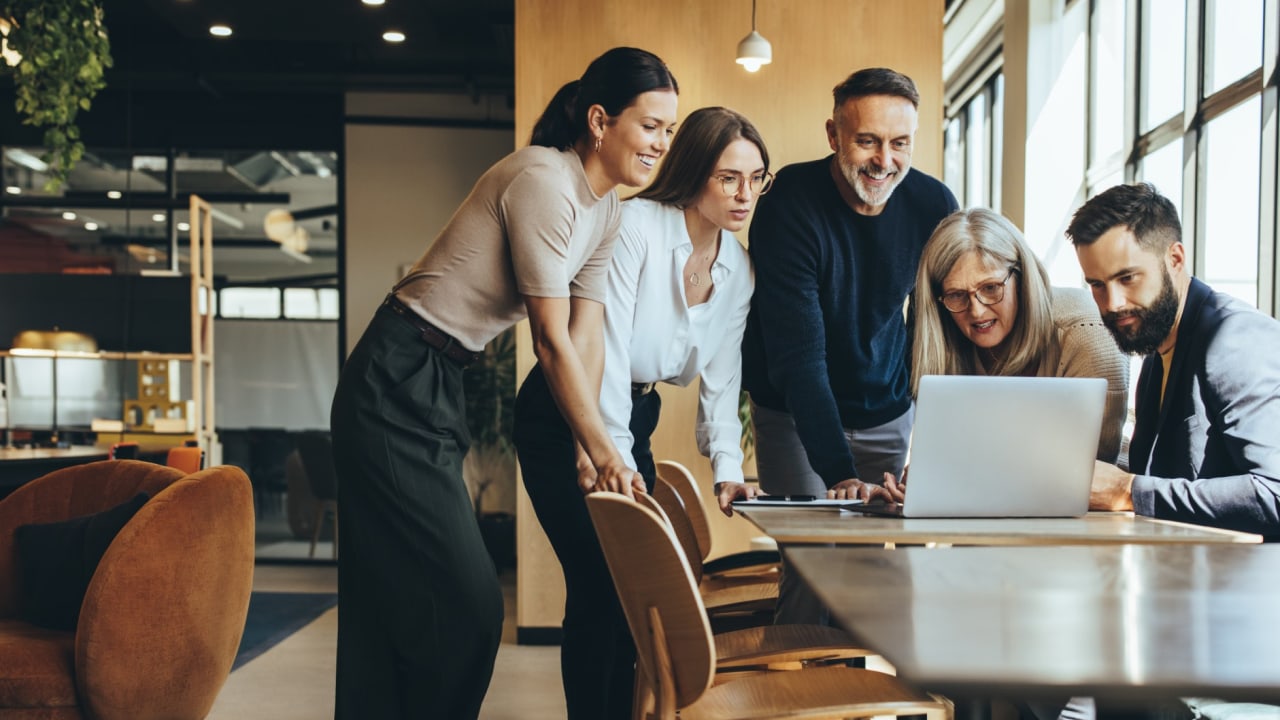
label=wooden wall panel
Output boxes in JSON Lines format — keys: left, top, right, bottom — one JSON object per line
{"left": 515, "top": 0, "right": 945, "bottom": 633}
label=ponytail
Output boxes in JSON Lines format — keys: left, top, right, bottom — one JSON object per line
{"left": 530, "top": 81, "right": 582, "bottom": 149}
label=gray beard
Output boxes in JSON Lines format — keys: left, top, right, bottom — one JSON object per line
{"left": 838, "top": 156, "right": 900, "bottom": 208}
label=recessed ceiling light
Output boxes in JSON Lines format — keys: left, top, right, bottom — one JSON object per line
{"left": 362, "top": 0, "right": 385, "bottom": 5}
{"left": 178, "top": 222, "right": 191, "bottom": 232}
{"left": 62, "top": 211, "right": 76, "bottom": 220}
{"left": 210, "top": 24, "right": 233, "bottom": 37}
{"left": 4, "top": 186, "right": 19, "bottom": 195}
{"left": 383, "top": 30, "right": 405, "bottom": 43}
{"left": 106, "top": 190, "right": 122, "bottom": 199}
{"left": 152, "top": 213, "right": 166, "bottom": 222}
{"left": 85, "top": 222, "right": 99, "bottom": 231}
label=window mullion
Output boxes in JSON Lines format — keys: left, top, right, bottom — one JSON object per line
{"left": 1261, "top": 0, "right": 1279, "bottom": 316}
{"left": 1185, "top": 0, "right": 1207, "bottom": 279}
{"left": 1123, "top": 0, "right": 1141, "bottom": 183}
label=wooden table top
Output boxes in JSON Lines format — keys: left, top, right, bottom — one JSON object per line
{"left": 788, "top": 544, "right": 1280, "bottom": 701}
{"left": 736, "top": 507, "right": 1262, "bottom": 545}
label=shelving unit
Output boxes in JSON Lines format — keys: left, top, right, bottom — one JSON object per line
{"left": 190, "top": 194, "right": 217, "bottom": 456}
{"left": 0, "top": 194, "right": 218, "bottom": 457}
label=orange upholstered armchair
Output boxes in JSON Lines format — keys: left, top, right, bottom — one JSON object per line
{"left": 0, "top": 460, "right": 256, "bottom": 719}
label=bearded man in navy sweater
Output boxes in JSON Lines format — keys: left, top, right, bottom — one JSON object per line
{"left": 741, "top": 67, "right": 958, "bottom": 623}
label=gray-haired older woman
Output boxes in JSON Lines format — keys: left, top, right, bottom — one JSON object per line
{"left": 910, "top": 207, "right": 1128, "bottom": 462}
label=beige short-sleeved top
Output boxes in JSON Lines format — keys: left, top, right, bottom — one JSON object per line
{"left": 393, "top": 146, "right": 621, "bottom": 351}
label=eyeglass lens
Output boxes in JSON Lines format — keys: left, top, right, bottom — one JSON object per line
{"left": 940, "top": 273, "right": 1011, "bottom": 312}
{"left": 719, "top": 173, "right": 773, "bottom": 196}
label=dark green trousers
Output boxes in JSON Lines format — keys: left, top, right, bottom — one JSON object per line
{"left": 331, "top": 306, "right": 503, "bottom": 719}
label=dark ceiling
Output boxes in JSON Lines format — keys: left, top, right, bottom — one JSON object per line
{"left": 101, "top": 0, "right": 515, "bottom": 97}
{"left": 1, "top": 0, "right": 515, "bottom": 284}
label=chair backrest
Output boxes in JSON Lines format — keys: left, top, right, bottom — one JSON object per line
{"left": 78, "top": 464, "right": 255, "bottom": 720}
{"left": 293, "top": 431, "right": 338, "bottom": 501}
{"left": 656, "top": 460, "right": 712, "bottom": 561}
{"left": 165, "top": 446, "right": 205, "bottom": 473}
{"left": 586, "top": 493, "right": 715, "bottom": 713}
{"left": 651, "top": 478, "right": 705, "bottom": 584}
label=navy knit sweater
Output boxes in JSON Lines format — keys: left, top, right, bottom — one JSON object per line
{"left": 741, "top": 156, "right": 958, "bottom": 487}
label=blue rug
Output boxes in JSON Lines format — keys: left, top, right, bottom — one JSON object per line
{"left": 233, "top": 591, "right": 338, "bottom": 670}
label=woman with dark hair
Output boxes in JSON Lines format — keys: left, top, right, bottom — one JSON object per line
{"left": 329, "top": 47, "right": 677, "bottom": 720}
{"left": 514, "top": 106, "right": 770, "bottom": 719}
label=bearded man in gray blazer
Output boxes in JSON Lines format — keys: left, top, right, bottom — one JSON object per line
{"left": 1066, "top": 182, "right": 1280, "bottom": 540}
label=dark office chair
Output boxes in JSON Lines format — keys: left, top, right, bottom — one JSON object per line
{"left": 108, "top": 442, "right": 140, "bottom": 460}
{"left": 294, "top": 432, "right": 338, "bottom": 559}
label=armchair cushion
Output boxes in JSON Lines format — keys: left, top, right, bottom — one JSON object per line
{"left": 14, "top": 493, "right": 150, "bottom": 631}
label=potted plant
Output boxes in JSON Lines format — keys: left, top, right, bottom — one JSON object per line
{"left": 462, "top": 328, "right": 517, "bottom": 570}
{"left": 0, "top": 0, "right": 112, "bottom": 190}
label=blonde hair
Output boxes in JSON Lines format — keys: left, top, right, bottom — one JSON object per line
{"left": 911, "top": 208, "right": 1055, "bottom": 395}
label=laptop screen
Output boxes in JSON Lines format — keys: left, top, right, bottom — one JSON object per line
{"left": 885, "top": 375, "right": 1106, "bottom": 518}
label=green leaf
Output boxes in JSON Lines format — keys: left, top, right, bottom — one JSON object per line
{"left": 5, "top": 0, "right": 111, "bottom": 189}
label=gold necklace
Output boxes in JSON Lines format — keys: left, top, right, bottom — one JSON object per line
{"left": 687, "top": 251, "right": 714, "bottom": 287}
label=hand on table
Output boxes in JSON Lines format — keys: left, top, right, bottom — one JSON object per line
{"left": 826, "top": 478, "right": 893, "bottom": 503}
{"left": 1089, "top": 460, "right": 1134, "bottom": 511}
{"left": 882, "top": 471, "right": 907, "bottom": 503}
{"left": 714, "top": 481, "right": 761, "bottom": 517}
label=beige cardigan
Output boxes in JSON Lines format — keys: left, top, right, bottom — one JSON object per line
{"left": 1037, "top": 286, "right": 1130, "bottom": 462}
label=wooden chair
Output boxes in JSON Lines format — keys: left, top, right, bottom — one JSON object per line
{"left": 655, "top": 460, "right": 780, "bottom": 579}
{"left": 586, "top": 492, "right": 950, "bottom": 720}
{"left": 164, "top": 445, "right": 205, "bottom": 473}
{"left": 294, "top": 431, "right": 338, "bottom": 560}
{"left": 636, "top": 492, "right": 776, "bottom": 621}
{"left": 647, "top": 483, "right": 777, "bottom": 601}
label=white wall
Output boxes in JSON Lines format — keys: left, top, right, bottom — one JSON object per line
{"left": 342, "top": 120, "right": 512, "bottom": 353}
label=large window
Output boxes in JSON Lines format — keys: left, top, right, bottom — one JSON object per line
{"left": 1085, "top": 0, "right": 1277, "bottom": 311}
{"left": 945, "top": 69, "right": 1004, "bottom": 211}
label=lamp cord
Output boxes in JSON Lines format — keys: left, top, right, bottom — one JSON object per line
{"left": 751, "top": 0, "right": 757, "bottom": 30}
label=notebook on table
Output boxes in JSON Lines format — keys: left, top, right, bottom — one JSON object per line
{"left": 731, "top": 497, "right": 864, "bottom": 509}
{"left": 848, "top": 375, "right": 1106, "bottom": 519}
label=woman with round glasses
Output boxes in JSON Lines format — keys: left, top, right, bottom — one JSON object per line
{"left": 514, "top": 106, "right": 769, "bottom": 719}
{"left": 909, "top": 207, "right": 1128, "bottom": 461}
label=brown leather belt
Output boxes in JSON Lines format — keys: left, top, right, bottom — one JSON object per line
{"left": 383, "top": 295, "right": 482, "bottom": 368}
{"left": 632, "top": 382, "right": 656, "bottom": 397}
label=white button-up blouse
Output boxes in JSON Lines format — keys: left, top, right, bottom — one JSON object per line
{"left": 600, "top": 198, "right": 755, "bottom": 485}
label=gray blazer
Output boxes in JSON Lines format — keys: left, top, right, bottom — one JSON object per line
{"left": 1128, "top": 277, "right": 1280, "bottom": 539}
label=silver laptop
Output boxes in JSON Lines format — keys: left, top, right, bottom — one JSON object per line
{"left": 850, "top": 375, "right": 1106, "bottom": 518}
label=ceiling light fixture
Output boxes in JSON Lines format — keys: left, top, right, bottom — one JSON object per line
{"left": 152, "top": 213, "right": 166, "bottom": 222}
{"left": 735, "top": 0, "right": 772, "bottom": 73}
{"left": 62, "top": 211, "right": 76, "bottom": 220}
{"left": 84, "top": 222, "right": 99, "bottom": 231}
{"left": 178, "top": 222, "right": 191, "bottom": 232}
{"left": 362, "top": 0, "right": 386, "bottom": 5}
{"left": 209, "top": 24, "right": 233, "bottom": 38}
{"left": 4, "top": 186, "right": 19, "bottom": 195}
{"left": 106, "top": 190, "right": 122, "bottom": 199}
{"left": 383, "top": 30, "right": 405, "bottom": 43}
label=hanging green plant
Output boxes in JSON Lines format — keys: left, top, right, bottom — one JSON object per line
{"left": 0, "top": 0, "right": 112, "bottom": 191}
